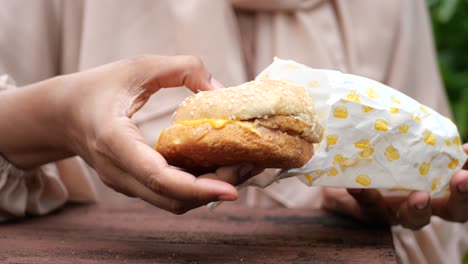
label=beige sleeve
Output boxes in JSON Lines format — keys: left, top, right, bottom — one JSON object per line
{"left": 0, "top": 0, "right": 96, "bottom": 221}
{"left": 0, "top": 76, "right": 96, "bottom": 221}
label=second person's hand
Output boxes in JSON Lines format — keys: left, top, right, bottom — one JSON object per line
{"left": 321, "top": 144, "right": 468, "bottom": 229}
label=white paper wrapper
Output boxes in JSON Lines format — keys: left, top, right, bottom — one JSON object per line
{"left": 256, "top": 58, "right": 467, "bottom": 196}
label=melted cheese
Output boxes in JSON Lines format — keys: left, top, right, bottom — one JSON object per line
{"left": 177, "top": 119, "right": 261, "bottom": 136}
{"left": 155, "top": 119, "right": 262, "bottom": 150}
{"left": 155, "top": 128, "right": 167, "bottom": 149}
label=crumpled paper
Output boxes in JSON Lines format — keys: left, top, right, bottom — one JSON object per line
{"left": 254, "top": 58, "right": 467, "bottom": 196}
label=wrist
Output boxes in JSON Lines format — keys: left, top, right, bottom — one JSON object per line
{"left": 42, "top": 75, "right": 78, "bottom": 153}
{"left": 0, "top": 75, "right": 74, "bottom": 168}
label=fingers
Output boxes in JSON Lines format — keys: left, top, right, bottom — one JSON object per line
{"left": 199, "top": 163, "right": 258, "bottom": 186}
{"left": 98, "top": 162, "right": 216, "bottom": 214}
{"left": 347, "top": 189, "right": 392, "bottom": 225}
{"left": 321, "top": 188, "right": 365, "bottom": 221}
{"left": 210, "top": 77, "right": 225, "bottom": 89}
{"left": 94, "top": 120, "right": 238, "bottom": 203}
{"left": 127, "top": 55, "right": 216, "bottom": 93}
{"left": 448, "top": 169, "right": 468, "bottom": 222}
{"left": 433, "top": 169, "right": 468, "bottom": 222}
{"left": 397, "top": 191, "right": 431, "bottom": 230}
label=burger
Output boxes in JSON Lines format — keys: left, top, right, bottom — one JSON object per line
{"left": 156, "top": 79, "right": 322, "bottom": 172}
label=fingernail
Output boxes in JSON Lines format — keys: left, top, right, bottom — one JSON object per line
{"left": 416, "top": 199, "right": 429, "bottom": 210}
{"left": 217, "top": 194, "right": 236, "bottom": 201}
{"left": 238, "top": 163, "right": 255, "bottom": 180}
{"left": 210, "top": 77, "right": 224, "bottom": 89}
{"left": 457, "top": 182, "right": 468, "bottom": 193}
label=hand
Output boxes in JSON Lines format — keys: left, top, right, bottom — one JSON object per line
{"left": 321, "top": 144, "right": 468, "bottom": 229}
{"left": 0, "top": 55, "right": 258, "bottom": 214}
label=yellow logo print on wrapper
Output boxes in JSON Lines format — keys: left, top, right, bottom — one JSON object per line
{"left": 390, "top": 107, "right": 399, "bottom": 114}
{"left": 346, "top": 90, "right": 361, "bottom": 103}
{"left": 326, "top": 134, "right": 338, "bottom": 146}
{"left": 391, "top": 95, "right": 401, "bottom": 105}
{"left": 390, "top": 186, "right": 412, "bottom": 193}
{"left": 303, "top": 174, "right": 315, "bottom": 183}
{"left": 355, "top": 174, "right": 371, "bottom": 187}
{"left": 353, "top": 139, "right": 374, "bottom": 158}
{"left": 362, "top": 105, "right": 375, "bottom": 113}
{"left": 411, "top": 115, "right": 422, "bottom": 122}
{"left": 448, "top": 158, "right": 459, "bottom": 170}
{"left": 420, "top": 105, "right": 431, "bottom": 115}
{"left": 333, "top": 154, "right": 347, "bottom": 164}
{"left": 354, "top": 139, "right": 371, "bottom": 149}
{"left": 445, "top": 139, "right": 452, "bottom": 146}
{"left": 385, "top": 145, "right": 400, "bottom": 161}
{"left": 359, "top": 147, "right": 375, "bottom": 158}
{"left": 374, "top": 119, "right": 389, "bottom": 131}
{"left": 327, "top": 168, "right": 338, "bottom": 176}
{"left": 333, "top": 106, "right": 348, "bottom": 119}
{"left": 365, "top": 87, "right": 378, "bottom": 99}
{"left": 284, "top": 63, "right": 300, "bottom": 70}
{"left": 308, "top": 80, "right": 319, "bottom": 88}
{"left": 423, "top": 130, "right": 436, "bottom": 146}
{"left": 431, "top": 177, "right": 441, "bottom": 191}
{"left": 419, "top": 162, "right": 431, "bottom": 176}
{"left": 399, "top": 124, "right": 409, "bottom": 134}
{"left": 315, "top": 170, "right": 324, "bottom": 176}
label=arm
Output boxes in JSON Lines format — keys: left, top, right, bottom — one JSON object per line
{"left": 0, "top": 55, "right": 257, "bottom": 215}
{"left": 0, "top": 76, "right": 73, "bottom": 167}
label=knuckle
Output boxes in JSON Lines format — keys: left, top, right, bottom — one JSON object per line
{"left": 100, "top": 174, "right": 117, "bottom": 190}
{"left": 94, "top": 126, "right": 117, "bottom": 155}
{"left": 192, "top": 190, "right": 206, "bottom": 205}
{"left": 128, "top": 54, "right": 158, "bottom": 66}
{"left": 321, "top": 189, "right": 336, "bottom": 204}
{"left": 143, "top": 173, "right": 167, "bottom": 195}
{"left": 183, "top": 55, "right": 205, "bottom": 71}
{"left": 121, "top": 54, "right": 162, "bottom": 77}
{"left": 321, "top": 195, "right": 340, "bottom": 211}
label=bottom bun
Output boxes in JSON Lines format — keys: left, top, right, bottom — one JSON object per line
{"left": 156, "top": 121, "right": 313, "bottom": 171}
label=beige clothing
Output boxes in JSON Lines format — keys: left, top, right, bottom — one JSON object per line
{"left": 0, "top": 75, "right": 96, "bottom": 221}
{"left": 0, "top": 0, "right": 466, "bottom": 263}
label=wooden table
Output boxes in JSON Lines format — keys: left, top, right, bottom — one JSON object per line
{"left": 0, "top": 194, "right": 397, "bottom": 263}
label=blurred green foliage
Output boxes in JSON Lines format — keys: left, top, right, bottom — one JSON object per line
{"left": 428, "top": 0, "right": 468, "bottom": 142}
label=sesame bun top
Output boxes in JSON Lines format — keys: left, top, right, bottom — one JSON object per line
{"left": 173, "top": 80, "right": 317, "bottom": 124}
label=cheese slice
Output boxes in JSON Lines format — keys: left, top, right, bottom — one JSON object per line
{"left": 176, "top": 119, "right": 261, "bottom": 136}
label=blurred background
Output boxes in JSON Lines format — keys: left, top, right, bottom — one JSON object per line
{"left": 429, "top": 0, "right": 468, "bottom": 142}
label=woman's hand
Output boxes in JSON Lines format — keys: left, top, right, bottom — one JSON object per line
{"left": 0, "top": 55, "right": 258, "bottom": 214}
{"left": 321, "top": 144, "right": 468, "bottom": 229}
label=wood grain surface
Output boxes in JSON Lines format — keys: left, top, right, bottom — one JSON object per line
{"left": 0, "top": 195, "right": 396, "bottom": 264}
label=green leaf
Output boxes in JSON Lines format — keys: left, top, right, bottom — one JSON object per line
{"left": 429, "top": 0, "right": 468, "bottom": 141}
{"left": 436, "top": 0, "right": 459, "bottom": 23}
